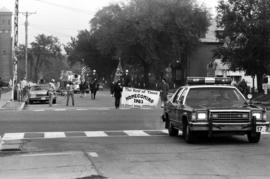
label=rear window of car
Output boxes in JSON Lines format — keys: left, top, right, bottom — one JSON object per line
{"left": 31, "top": 85, "right": 48, "bottom": 91}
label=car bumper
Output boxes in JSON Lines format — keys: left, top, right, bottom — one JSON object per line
{"left": 189, "top": 121, "right": 270, "bottom": 132}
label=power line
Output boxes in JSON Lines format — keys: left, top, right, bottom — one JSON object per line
{"left": 30, "top": 23, "right": 76, "bottom": 38}
{"left": 33, "top": 0, "right": 91, "bottom": 14}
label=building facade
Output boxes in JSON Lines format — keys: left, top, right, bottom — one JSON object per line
{"left": 0, "top": 7, "right": 12, "bottom": 82}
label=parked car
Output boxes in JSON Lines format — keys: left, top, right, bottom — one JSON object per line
{"left": 162, "top": 77, "right": 269, "bottom": 143}
{"left": 27, "top": 84, "right": 56, "bottom": 104}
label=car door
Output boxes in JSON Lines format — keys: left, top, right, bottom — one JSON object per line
{"left": 168, "top": 87, "right": 184, "bottom": 124}
{"left": 175, "top": 87, "right": 189, "bottom": 129}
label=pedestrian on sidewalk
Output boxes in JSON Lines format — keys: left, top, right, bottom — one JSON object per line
{"left": 159, "top": 78, "right": 169, "bottom": 107}
{"left": 48, "top": 79, "right": 56, "bottom": 107}
{"left": 112, "top": 80, "right": 123, "bottom": 109}
{"left": 66, "top": 81, "right": 75, "bottom": 106}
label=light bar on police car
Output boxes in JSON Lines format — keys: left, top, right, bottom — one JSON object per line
{"left": 186, "top": 77, "right": 232, "bottom": 85}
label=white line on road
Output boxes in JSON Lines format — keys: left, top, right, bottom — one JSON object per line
{"left": 53, "top": 108, "right": 67, "bottom": 111}
{"left": 3, "top": 133, "right": 24, "bottom": 140}
{"left": 76, "top": 108, "right": 89, "bottom": 111}
{"left": 33, "top": 109, "right": 45, "bottom": 112}
{"left": 124, "top": 130, "right": 150, "bottom": 136}
{"left": 262, "top": 131, "right": 270, "bottom": 135}
{"left": 44, "top": 132, "right": 66, "bottom": 138}
{"left": 88, "top": 152, "right": 98, "bottom": 158}
{"left": 84, "top": 131, "right": 108, "bottom": 137}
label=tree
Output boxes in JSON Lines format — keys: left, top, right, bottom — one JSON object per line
{"left": 90, "top": 0, "right": 210, "bottom": 86}
{"left": 215, "top": 0, "right": 270, "bottom": 93}
{"left": 30, "top": 34, "right": 63, "bottom": 82}
{"left": 65, "top": 30, "right": 117, "bottom": 80}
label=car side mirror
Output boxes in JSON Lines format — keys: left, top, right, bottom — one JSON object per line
{"left": 247, "top": 94, "right": 252, "bottom": 100}
{"left": 177, "top": 96, "right": 184, "bottom": 105}
{"left": 247, "top": 94, "right": 253, "bottom": 104}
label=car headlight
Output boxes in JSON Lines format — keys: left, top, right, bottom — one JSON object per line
{"left": 252, "top": 112, "right": 261, "bottom": 120}
{"left": 30, "top": 94, "right": 36, "bottom": 98}
{"left": 197, "top": 112, "right": 207, "bottom": 120}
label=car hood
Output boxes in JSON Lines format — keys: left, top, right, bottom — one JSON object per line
{"left": 191, "top": 105, "right": 262, "bottom": 111}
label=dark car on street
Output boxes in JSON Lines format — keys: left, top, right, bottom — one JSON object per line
{"left": 28, "top": 84, "right": 56, "bottom": 104}
{"left": 162, "top": 77, "right": 269, "bottom": 143}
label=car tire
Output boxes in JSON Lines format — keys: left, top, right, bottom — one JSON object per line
{"left": 183, "top": 120, "right": 194, "bottom": 143}
{"left": 29, "top": 100, "right": 33, "bottom": 104}
{"left": 247, "top": 132, "right": 261, "bottom": 143}
{"left": 168, "top": 121, "right": 178, "bottom": 136}
{"left": 53, "top": 99, "right": 56, "bottom": 104}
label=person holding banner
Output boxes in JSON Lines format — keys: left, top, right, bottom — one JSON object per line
{"left": 112, "top": 80, "right": 123, "bottom": 109}
{"left": 159, "top": 78, "right": 169, "bottom": 107}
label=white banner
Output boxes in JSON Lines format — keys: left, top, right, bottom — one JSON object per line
{"left": 121, "top": 87, "right": 160, "bottom": 107}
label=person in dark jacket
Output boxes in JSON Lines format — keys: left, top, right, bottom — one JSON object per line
{"left": 112, "top": 80, "right": 123, "bottom": 109}
{"left": 159, "top": 78, "right": 169, "bottom": 107}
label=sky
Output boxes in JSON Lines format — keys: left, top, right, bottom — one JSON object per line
{"left": 0, "top": 0, "right": 218, "bottom": 46}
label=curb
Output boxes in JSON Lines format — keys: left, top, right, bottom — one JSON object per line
{"left": 0, "top": 101, "right": 26, "bottom": 111}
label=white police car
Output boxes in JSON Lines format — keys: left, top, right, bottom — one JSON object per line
{"left": 162, "top": 77, "right": 269, "bottom": 143}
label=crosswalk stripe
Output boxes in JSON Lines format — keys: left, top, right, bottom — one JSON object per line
{"left": 44, "top": 132, "right": 66, "bottom": 138}
{"left": 3, "top": 133, "right": 25, "bottom": 140}
{"left": 1, "top": 130, "right": 270, "bottom": 140}
{"left": 124, "top": 130, "right": 150, "bottom": 136}
{"left": 84, "top": 131, "right": 108, "bottom": 137}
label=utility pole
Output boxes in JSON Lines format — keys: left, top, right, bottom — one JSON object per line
{"left": 12, "top": 0, "right": 19, "bottom": 100}
{"left": 21, "top": 12, "right": 36, "bottom": 80}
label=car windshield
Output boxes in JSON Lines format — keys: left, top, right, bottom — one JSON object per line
{"left": 185, "top": 87, "right": 247, "bottom": 108}
{"left": 30, "top": 85, "right": 48, "bottom": 91}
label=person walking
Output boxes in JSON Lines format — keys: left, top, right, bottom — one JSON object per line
{"left": 112, "top": 80, "right": 123, "bottom": 109}
{"left": 159, "top": 78, "right": 169, "bottom": 107}
{"left": 48, "top": 79, "right": 56, "bottom": 107}
{"left": 66, "top": 81, "right": 75, "bottom": 106}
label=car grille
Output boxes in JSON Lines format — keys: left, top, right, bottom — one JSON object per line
{"left": 210, "top": 111, "right": 250, "bottom": 123}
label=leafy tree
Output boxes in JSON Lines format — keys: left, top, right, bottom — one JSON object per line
{"left": 90, "top": 0, "right": 210, "bottom": 86}
{"left": 215, "top": 0, "right": 270, "bottom": 93}
{"left": 30, "top": 34, "right": 62, "bottom": 82}
{"left": 65, "top": 30, "right": 117, "bottom": 80}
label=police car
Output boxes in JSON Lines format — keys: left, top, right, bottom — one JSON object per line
{"left": 162, "top": 77, "right": 269, "bottom": 143}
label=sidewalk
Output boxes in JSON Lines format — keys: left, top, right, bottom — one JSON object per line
{"left": 0, "top": 90, "right": 25, "bottom": 111}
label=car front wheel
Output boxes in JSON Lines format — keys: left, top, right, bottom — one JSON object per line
{"left": 168, "top": 121, "right": 178, "bottom": 136}
{"left": 247, "top": 132, "right": 261, "bottom": 143}
{"left": 183, "top": 121, "right": 194, "bottom": 143}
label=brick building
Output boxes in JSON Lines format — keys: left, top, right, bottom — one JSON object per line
{"left": 0, "top": 7, "right": 12, "bottom": 82}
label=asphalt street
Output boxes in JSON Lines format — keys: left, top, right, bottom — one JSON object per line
{"left": 1, "top": 90, "right": 270, "bottom": 179}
